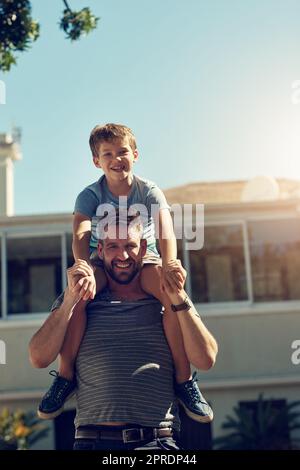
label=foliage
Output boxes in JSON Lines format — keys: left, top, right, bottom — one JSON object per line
{"left": 0, "top": 0, "right": 99, "bottom": 72}
{"left": 60, "top": 4, "right": 99, "bottom": 41}
{"left": 213, "top": 394, "right": 300, "bottom": 450}
{"left": 0, "top": 407, "right": 48, "bottom": 450}
{"left": 0, "top": 0, "right": 39, "bottom": 72}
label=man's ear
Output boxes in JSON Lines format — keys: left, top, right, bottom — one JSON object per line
{"left": 97, "top": 241, "right": 104, "bottom": 258}
{"left": 93, "top": 155, "right": 101, "bottom": 168}
{"left": 140, "top": 239, "right": 147, "bottom": 257}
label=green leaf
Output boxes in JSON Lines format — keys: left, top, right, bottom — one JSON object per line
{"left": 59, "top": 7, "right": 99, "bottom": 41}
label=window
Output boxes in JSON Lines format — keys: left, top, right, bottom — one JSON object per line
{"left": 177, "top": 239, "right": 184, "bottom": 265}
{"left": 249, "top": 219, "right": 300, "bottom": 301}
{"left": 7, "top": 236, "right": 62, "bottom": 314}
{"left": 189, "top": 224, "right": 248, "bottom": 303}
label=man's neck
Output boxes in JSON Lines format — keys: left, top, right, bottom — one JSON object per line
{"left": 107, "top": 276, "right": 148, "bottom": 301}
{"left": 105, "top": 173, "right": 134, "bottom": 197}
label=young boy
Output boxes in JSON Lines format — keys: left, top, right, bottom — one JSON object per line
{"left": 38, "top": 123, "right": 213, "bottom": 424}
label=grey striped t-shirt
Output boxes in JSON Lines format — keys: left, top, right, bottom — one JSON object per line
{"left": 51, "top": 291, "right": 180, "bottom": 431}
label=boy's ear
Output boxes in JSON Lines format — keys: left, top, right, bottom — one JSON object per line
{"left": 133, "top": 149, "right": 139, "bottom": 162}
{"left": 93, "top": 155, "right": 101, "bottom": 168}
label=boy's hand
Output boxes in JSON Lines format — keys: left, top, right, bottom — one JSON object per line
{"left": 67, "top": 260, "right": 96, "bottom": 301}
{"left": 161, "top": 259, "right": 187, "bottom": 294}
{"left": 77, "top": 274, "right": 96, "bottom": 301}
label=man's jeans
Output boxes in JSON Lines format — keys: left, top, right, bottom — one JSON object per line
{"left": 73, "top": 436, "right": 181, "bottom": 451}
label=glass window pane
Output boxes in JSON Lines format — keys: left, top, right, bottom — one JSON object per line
{"left": 249, "top": 219, "right": 300, "bottom": 301}
{"left": 189, "top": 225, "right": 248, "bottom": 303}
{"left": 7, "top": 236, "right": 62, "bottom": 314}
{"left": 177, "top": 239, "right": 184, "bottom": 266}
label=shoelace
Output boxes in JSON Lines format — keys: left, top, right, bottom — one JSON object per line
{"left": 184, "top": 372, "right": 207, "bottom": 405}
{"left": 44, "top": 370, "right": 70, "bottom": 402}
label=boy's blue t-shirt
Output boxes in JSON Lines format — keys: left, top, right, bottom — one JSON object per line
{"left": 74, "top": 174, "right": 170, "bottom": 254}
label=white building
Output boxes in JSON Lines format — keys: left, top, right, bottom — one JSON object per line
{"left": 0, "top": 133, "right": 300, "bottom": 449}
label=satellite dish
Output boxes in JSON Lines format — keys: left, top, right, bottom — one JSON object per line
{"left": 241, "top": 176, "right": 280, "bottom": 202}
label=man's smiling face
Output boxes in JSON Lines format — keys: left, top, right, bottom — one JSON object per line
{"left": 98, "top": 225, "right": 147, "bottom": 284}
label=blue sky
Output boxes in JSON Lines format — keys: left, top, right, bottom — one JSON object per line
{"left": 2, "top": 0, "right": 300, "bottom": 215}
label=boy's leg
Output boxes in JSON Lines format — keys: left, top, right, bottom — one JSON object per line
{"left": 58, "top": 300, "right": 87, "bottom": 380}
{"left": 140, "top": 264, "right": 213, "bottom": 423}
{"left": 94, "top": 265, "right": 108, "bottom": 292}
{"left": 59, "top": 266, "right": 107, "bottom": 379}
{"left": 37, "top": 299, "right": 87, "bottom": 419}
{"left": 38, "top": 267, "right": 108, "bottom": 419}
{"left": 140, "top": 264, "right": 191, "bottom": 383}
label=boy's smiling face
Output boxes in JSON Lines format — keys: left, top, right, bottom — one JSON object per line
{"left": 93, "top": 137, "right": 138, "bottom": 182}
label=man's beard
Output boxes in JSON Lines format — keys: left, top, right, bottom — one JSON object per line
{"left": 103, "top": 257, "right": 142, "bottom": 284}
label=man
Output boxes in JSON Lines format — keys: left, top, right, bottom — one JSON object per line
{"left": 29, "top": 215, "right": 218, "bottom": 450}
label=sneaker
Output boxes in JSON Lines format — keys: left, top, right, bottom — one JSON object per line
{"left": 175, "top": 372, "right": 213, "bottom": 423}
{"left": 37, "top": 370, "right": 76, "bottom": 420}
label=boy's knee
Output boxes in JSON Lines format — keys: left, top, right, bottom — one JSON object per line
{"left": 94, "top": 266, "right": 108, "bottom": 292}
{"left": 140, "top": 264, "right": 163, "bottom": 299}
{"left": 141, "top": 263, "right": 162, "bottom": 279}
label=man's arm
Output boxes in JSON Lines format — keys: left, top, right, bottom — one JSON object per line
{"left": 29, "top": 288, "right": 79, "bottom": 368}
{"left": 163, "top": 260, "right": 218, "bottom": 371}
{"left": 29, "top": 260, "right": 93, "bottom": 368}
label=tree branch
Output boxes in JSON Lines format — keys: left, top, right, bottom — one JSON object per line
{"left": 62, "top": 0, "right": 72, "bottom": 12}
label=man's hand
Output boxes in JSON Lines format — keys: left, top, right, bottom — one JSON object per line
{"left": 67, "top": 259, "right": 96, "bottom": 301}
{"left": 161, "top": 259, "right": 187, "bottom": 295}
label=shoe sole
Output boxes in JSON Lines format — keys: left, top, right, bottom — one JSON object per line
{"left": 177, "top": 398, "right": 214, "bottom": 423}
{"left": 37, "top": 390, "right": 76, "bottom": 420}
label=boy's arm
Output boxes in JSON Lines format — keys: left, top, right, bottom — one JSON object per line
{"left": 72, "top": 212, "right": 96, "bottom": 300}
{"left": 158, "top": 209, "right": 185, "bottom": 290}
{"left": 158, "top": 208, "right": 177, "bottom": 264}
{"left": 72, "top": 212, "right": 92, "bottom": 263}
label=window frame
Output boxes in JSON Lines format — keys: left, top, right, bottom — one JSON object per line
{"left": 0, "top": 225, "right": 72, "bottom": 321}
{"left": 180, "top": 213, "right": 300, "bottom": 310}
{"left": 246, "top": 213, "right": 300, "bottom": 304}
{"left": 183, "top": 218, "right": 252, "bottom": 307}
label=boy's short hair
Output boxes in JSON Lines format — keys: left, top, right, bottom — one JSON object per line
{"left": 89, "top": 123, "right": 137, "bottom": 157}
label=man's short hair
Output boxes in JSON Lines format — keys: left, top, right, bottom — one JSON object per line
{"left": 96, "top": 209, "right": 144, "bottom": 243}
{"left": 89, "top": 123, "right": 137, "bottom": 158}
